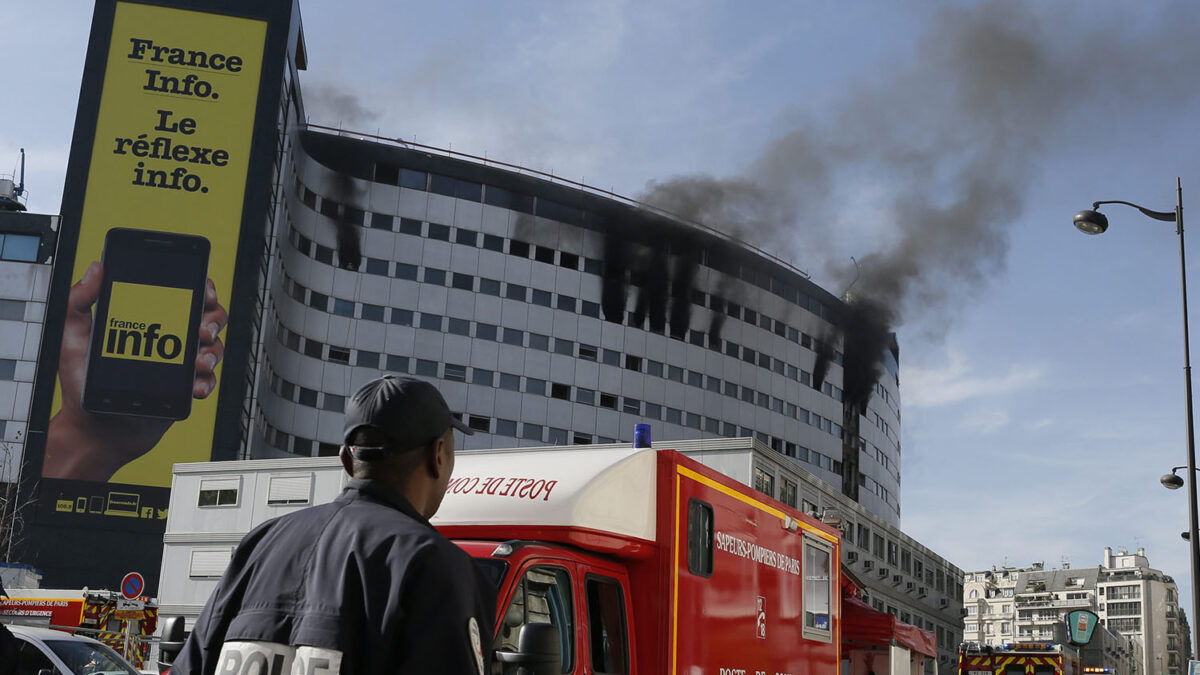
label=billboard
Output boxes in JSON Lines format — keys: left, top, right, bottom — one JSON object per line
{"left": 20, "top": 0, "right": 295, "bottom": 588}
{"left": 41, "top": 0, "right": 265, "bottom": 511}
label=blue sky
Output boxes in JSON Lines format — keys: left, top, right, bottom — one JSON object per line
{"left": 4, "top": 0, "right": 1200, "bottom": 606}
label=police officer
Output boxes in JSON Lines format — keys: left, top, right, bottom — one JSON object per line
{"left": 171, "top": 375, "right": 496, "bottom": 675}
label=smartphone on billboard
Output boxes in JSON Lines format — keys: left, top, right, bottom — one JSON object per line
{"left": 81, "top": 228, "right": 211, "bottom": 419}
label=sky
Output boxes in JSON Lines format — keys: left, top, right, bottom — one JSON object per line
{"left": 4, "top": 0, "right": 1200, "bottom": 611}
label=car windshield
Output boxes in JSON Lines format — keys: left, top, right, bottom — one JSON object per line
{"left": 43, "top": 639, "right": 139, "bottom": 675}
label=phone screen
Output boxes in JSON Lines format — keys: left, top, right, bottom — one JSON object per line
{"left": 82, "top": 228, "right": 211, "bottom": 419}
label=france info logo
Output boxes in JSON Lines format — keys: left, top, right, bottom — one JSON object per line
{"left": 103, "top": 282, "right": 192, "bottom": 364}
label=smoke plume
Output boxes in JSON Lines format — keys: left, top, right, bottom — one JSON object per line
{"left": 635, "top": 2, "right": 1200, "bottom": 411}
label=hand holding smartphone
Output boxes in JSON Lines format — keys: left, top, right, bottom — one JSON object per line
{"left": 43, "top": 228, "right": 229, "bottom": 482}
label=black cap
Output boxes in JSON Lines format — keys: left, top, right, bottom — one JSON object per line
{"left": 343, "top": 376, "right": 472, "bottom": 457}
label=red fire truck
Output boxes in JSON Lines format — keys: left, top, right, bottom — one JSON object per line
{"left": 433, "top": 445, "right": 845, "bottom": 674}
{"left": 959, "top": 642, "right": 1080, "bottom": 675}
{"left": 0, "top": 588, "right": 158, "bottom": 667}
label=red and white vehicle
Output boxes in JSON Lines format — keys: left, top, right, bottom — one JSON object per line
{"left": 433, "top": 445, "right": 843, "bottom": 674}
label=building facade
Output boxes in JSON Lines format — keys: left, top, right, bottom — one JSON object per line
{"left": 963, "top": 549, "right": 1188, "bottom": 675}
{"left": 0, "top": 211, "right": 57, "bottom": 485}
{"left": 160, "top": 437, "right": 964, "bottom": 669}
{"left": 250, "top": 124, "right": 904, "bottom": 526}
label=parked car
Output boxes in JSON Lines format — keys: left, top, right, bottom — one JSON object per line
{"left": 6, "top": 624, "right": 140, "bottom": 675}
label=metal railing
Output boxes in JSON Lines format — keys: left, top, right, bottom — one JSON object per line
{"left": 304, "top": 123, "right": 816, "bottom": 283}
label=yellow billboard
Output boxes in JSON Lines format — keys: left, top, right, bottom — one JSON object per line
{"left": 42, "top": 2, "right": 267, "bottom": 490}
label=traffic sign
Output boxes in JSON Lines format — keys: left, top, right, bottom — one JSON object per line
{"left": 121, "top": 572, "right": 145, "bottom": 600}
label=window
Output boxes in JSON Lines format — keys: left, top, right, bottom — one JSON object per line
{"left": 321, "top": 394, "right": 345, "bottom": 413}
{"left": 599, "top": 393, "right": 618, "bottom": 410}
{"left": 423, "top": 268, "right": 446, "bottom": 285}
{"left": 581, "top": 300, "right": 601, "bottom": 318}
{"left": 525, "top": 378, "right": 546, "bottom": 395}
{"left": 0, "top": 233, "right": 39, "bottom": 262}
{"left": 267, "top": 474, "right": 312, "bottom": 506}
{"left": 451, "top": 273, "right": 474, "bottom": 291}
{"left": 386, "top": 355, "right": 409, "bottom": 373}
{"left": 190, "top": 547, "right": 234, "bottom": 578}
{"left": 356, "top": 350, "right": 380, "bottom": 369}
{"left": 780, "top": 479, "right": 797, "bottom": 508}
{"left": 554, "top": 339, "right": 573, "bottom": 356}
{"left": 803, "top": 535, "right": 834, "bottom": 642}
{"left": 499, "top": 373, "right": 521, "bottom": 391}
{"left": 415, "top": 359, "right": 438, "bottom": 377}
{"left": 529, "top": 333, "right": 550, "bottom": 351}
{"left": 502, "top": 328, "right": 524, "bottom": 346}
{"left": 753, "top": 467, "right": 775, "bottom": 497}
{"left": 509, "top": 240, "right": 531, "bottom": 257}
{"left": 427, "top": 223, "right": 450, "bottom": 240}
{"left": 468, "top": 415, "right": 491, "bottom": 433}
{"left": 646, "top": 360, "right": 663, "bottom": 377}
{"left": 496, "top": 419, "right": 518, "bottom": 436}
{"left": 419, "top": 313, "right": 443, "bottom": 331}
{"left": 0, "top": 359, "right": 16, "bottom": 381}
{"left": 602, "top": 349, "right": 620, "bottom": 366}
{"left": 575, "top": 388, "right": 595, "bottom": 405}
{"left": 586, "top": 577, "right": 630, "bottom": 674}
{"left": 622, "top": 398, "right": 640, "bottom": 415}
{"left": 444, "top": 364, "right": 467, "bottom": 382}
{"left": 370, "top": 213, "right": 393, "bottom": 230}
{"left": 551, "top": 383, "right": 571, "bottom": 400}
{"left": 482, "top": 234, "right": 504, "bottom": 252}
{"left": 687, "top": 499, "right": 714, "bottom": 576}
{"left": 624, "top": 355, "right": 642, "bottom": 371}
{"left": 667, "top": 365, "right": 684, "bottom": 382}
{"left": 394, "top": 263, "right": 418, "bottom": 280}
{"left": 531, "top": 289, "right": 552, "bottom": 307}
{"left": 494, "top": 566, "right": 575, "bottom": 672}
{"left": 472, "top": 368, "right": 494, "bottom": 386}
{"left": 390, "top": 309, "right": 414, "bottom": 326}
{"left": 579, "top": 344, "right": 598, "bottom": 361}
{"left": 0, "top": 299, "right": 25, "bottom": 321}
{"left": 455, "top": 229, "right": 479, "bottom": 246}
{"left": 198, "top": 477, "right": 239, "bottom": 507}
{"left": 522, "top": 423, "right": 543, "bottom": 441}
{"left": 480, "top": 278, "right": 501, "bottom": 296}
{"left": 448, "top": 318, "right": 470, "bottom": 336}
{"left": 399, "top": 218, "right": 422, "bottom": 235}
{"left": 361, "top": 303, "right": 384, "bottom": 321}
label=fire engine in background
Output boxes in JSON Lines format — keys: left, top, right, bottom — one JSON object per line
{"left": 959, "top": 642, "right": 1080, "bottom": 675}
{"left": 0, "top": 587, "right": 158, "bottom": 668}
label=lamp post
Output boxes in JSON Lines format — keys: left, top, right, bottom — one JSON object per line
{"left": 1074, "top": 178, "right": 1199, "bottom": 657}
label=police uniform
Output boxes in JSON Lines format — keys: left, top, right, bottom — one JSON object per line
{"left": 171, "top": 376, "right": 495, "bottom": 675}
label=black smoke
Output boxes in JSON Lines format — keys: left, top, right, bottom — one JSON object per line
{"left": 329, "top": 171, "right": 362, "bottom": 271}
{"left": 636, "top": 2, "right": 1200, "bottom": 410}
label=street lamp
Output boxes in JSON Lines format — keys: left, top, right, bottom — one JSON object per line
{"left": 1074, "top": 178, "right": 1198, "bottom": 656}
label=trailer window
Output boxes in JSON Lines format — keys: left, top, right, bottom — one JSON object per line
{"left": 586, "top": 576, "right": 629, "bottom": 674}
{"left": 687, "top": 499, "right": 714, "bottom": 577}
{"left": 802, "top": 534, "right": 833, "bottom": 643}
{"left": 494, "top": 565, "right": 574, "bottom": 673}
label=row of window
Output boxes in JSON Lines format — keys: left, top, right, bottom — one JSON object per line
{"left": 276, "top": 262, "right": 856, "bottom": 429}
{"left": 287, "top": 203, "right": 850, "bottom": 369}
{"left": 852, "top": 523, "right": 953, "bottom": 592}
{"left": 260, "top": 353, "right": 844, "bottom": 478}
{"left": 298, "top": 170, "right": 841, "bottom": 325}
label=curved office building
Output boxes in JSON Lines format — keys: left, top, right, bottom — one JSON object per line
{"left": 252, "top": 127, "right": 903, "bottom": 525}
